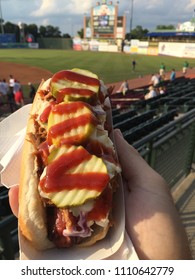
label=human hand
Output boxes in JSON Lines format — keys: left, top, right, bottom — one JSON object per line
{"left": 8, "top": 185, "right": 19, "bottom": 218}
{"left": 114, "top": 129, "right": 192, "bottom": 260}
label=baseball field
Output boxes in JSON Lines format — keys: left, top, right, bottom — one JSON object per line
{"left": 0, "top": 49, "right": 195, "bottom": 87}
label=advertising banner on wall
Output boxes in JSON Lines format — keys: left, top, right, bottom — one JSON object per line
{"left": 0, "top": 34, "right": 16, "bottom": 43}
{"left": 73, "top": 37, "right": 82, "bottom": 51}
{"left": 147, "top": 47, "right": 159, "bottom": 56}
{"left": 159, "top": 42, "right": 195, "bottom": 58}
{"left": 130, "top": 46, "right": 138, "bottom": 54}
{"left": 159, "top": 42, "right": 185, "bottom": 57}
{"left": 184, "top": 43, "right": 195, "bottom": 58}
{"left": 89, "top": 40, "right": 99, "bottom": 51}
{"left": 137, "top": 41, "right": 149, "bottom": 55}
{"left": 138, "top": 47, "right": 148, "bottom": 55}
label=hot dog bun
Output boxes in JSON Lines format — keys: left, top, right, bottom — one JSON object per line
{"left": 19, "top": 86, "right": 54, "bottom": 250}
{"left": 19, "top": 69, "right": 121, "bottom": 251}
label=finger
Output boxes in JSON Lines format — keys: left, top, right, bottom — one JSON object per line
{"left": 8, "top": 185, "right": 19, "bottom": 218}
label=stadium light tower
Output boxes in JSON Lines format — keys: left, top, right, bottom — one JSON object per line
{"left": 0, "top": 0, "right": 4, "bottom": 34}
{"left": 129, "top": 0, "right": 134, "bottom": 38}
{"left": 193, "top": 9, "right": 195, "bottom": 31}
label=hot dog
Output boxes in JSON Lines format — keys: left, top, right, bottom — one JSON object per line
{"left": 19, "top": 68, "right": 121, "bottom": 250}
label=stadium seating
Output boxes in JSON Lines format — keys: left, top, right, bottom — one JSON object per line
{"left": 111, "top": 108, "right": 121, "bottom": 117}
{"left": 112, "top": 108, "right": 137, "bottom": 125}
{"left": 0, "top": 186, "right": 19, "bottom": 260}
{"left": 183, "top": 99, "right": 195, "bottom": 112}
{"left": 0, "top": 214, "right": 19, "bottom": 259}
{"left": 110, "top": 88, "right": 145, "bottom": 109}
{"left": 123, "top": 109, "right": 178, "bottom": 144}
{"left": 111, "top": 76, "right": 195, "bottom": 144}
{"left": 164, "top": 97, "right": 194, "bottom": 112}
{"left": 113, "top": 109, "right": 156, "bottom": 132}
{"left": 0, "top": 187, "right": 12, "bottom": 217}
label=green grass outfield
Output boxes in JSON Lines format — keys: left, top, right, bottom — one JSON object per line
{"left": 0, "top": 48, "right": 195, "bottom": 84}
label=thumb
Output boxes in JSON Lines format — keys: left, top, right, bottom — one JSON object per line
{"left": 8, "top": 185, "right": 19, "bottom": 218}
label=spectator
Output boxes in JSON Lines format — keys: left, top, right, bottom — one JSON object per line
{"left": 0, "top": 79, "right": 8, "bottom": 104}
{"left": 7, "top": 75, "right": 17, "bottom": 112}
{"left": 0, "top": 80, "right": 4, "bottom": 103}
{"left": 159, "top": 62, "right": 166, "bottom": 76}
{"left": 0, "top": 80, "right": 4, "bottom": 95}
{"left": 9, "top": 74, "right": 15, "bottom": 94}
{"left": 183, "top": 61, "right": 189, "bottom": 75}
{"left": 170, "top": 69, "right": 176, "bottom": 82}
{"left": 145, "top": 86, "right": 157, "bottom": 100}
{"left": 13, "top": 79, "right": 21, "bottom": 94}
{"left": 150, "top": 73, "right": 160, "bottom": 87}
{"left": 14, "top": 87, "right": 24, "bottom": 108}
{"left": 118, "top": 80, "right": 129, "bottom": 96}
{"left": 28, "top": 82, "right": 36, "bottom": 102}
{"left": 2, "top": 79, "right": 9, "bottom": 95}
{"left": 121, "top": 39, "right": 125, "bottom": 52}
{"left": 132, "top": 60, "right": 136, "bottom": 72}
{"left": 159, "top": 86, "right": 166, "bottom": 95}
{"left": 159, "top": 73, "right": 166, "bottom": 87}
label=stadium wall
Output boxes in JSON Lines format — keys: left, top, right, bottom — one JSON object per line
{"left": 0, "top": 42, "right": 39, "bottom": 49}
{"left": 0, "top": 34, "right": 16, "bottom": 43}
{"left": 159, "top": 42, "right": 195, "bottom": 58}
{"left": 37, "top": 38, "right": 73, "bottom": 49}
{"left": 122, "top": 40, "right": 195, "bottom": 58}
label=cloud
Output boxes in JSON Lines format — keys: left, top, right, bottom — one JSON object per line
{"left": 123, "top": 0, "right": 195, "bottom": 29}
{"left": 141, "top": 0, "right": 162, "bottom": 10}
{"left": 2, "top": 0, "right": 195, "bottom": 34}
{"left": 187, "top": 0, "right": 195, "bottom": 8}
{"left": 31, "top": 0, "right": 94, "bottom": 17}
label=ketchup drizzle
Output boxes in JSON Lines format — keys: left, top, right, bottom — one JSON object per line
{"left": 47, "top": 102, "right": 98, "bottom": 145}
{"left": 56, "top": 88, "right": 96, "bottom": 103}
{"left": 40, "top": 147, "right": 109, "bottom": 193}
{"left": 52, "top": 70, "right": 100, "bottom": 87}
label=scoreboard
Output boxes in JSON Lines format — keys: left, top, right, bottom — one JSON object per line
{"left": 92, "top": 3, "right": 116, "bottom": 38}
{"left": 83, "top": 1, "right": 125, "bottom": 40}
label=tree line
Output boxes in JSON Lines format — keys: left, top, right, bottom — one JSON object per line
{"left": 125, "top": 24, "right": 176, "bottom": 40}
{"left": 0, "top": 18, "right": 175, "bottom": 41}
{"left": 0, "top": 20, "right": 71, "bottom": 42}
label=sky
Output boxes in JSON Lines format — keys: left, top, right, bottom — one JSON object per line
{"left": 1, "top": 0, "right": 195, "bottom": 35}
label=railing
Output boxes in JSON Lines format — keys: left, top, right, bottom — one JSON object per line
{"left": 131, "top": 108, "right": 195, "bottom": 188}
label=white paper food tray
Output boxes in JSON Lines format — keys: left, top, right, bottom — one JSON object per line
{"left": 0, "top": 103, "right": 138, "bottom": 260}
